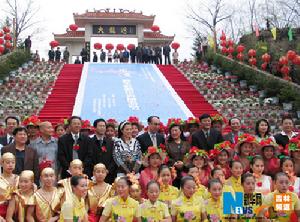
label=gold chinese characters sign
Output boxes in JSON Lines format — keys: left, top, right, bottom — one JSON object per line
{"left": 92, "top": 25, "right": 136, "bottom": 35}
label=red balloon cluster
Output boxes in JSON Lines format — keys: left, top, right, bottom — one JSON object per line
{"left": 94, "top": 43, "right": 102, "bottom": 50}
{"left": 279, "top": 56, "right": 288, "bottom": 66}
{"left": 287, "top": 50, "right": 296, "bottom": 61}
{"left": 127, "top": 44, "right": 135, "bottom": 50}
{"left": 69, "top": 24, "right": 78, "bottom": 32}
{"left": 248, "top": 49, "right": 256, "bottom": 66}
{"left": 236, "top": 45, "right": 245, "bottom": 61}
{"left": 278, "top": 56, "right": 290, "bottom": 80}
{"left": 236, "top": 45, "right": 245, "bottom": 53}
{"left": 261, "top": 53, "right": 271, "bottom": 71}
{"left": 105, "top": 43, "right": 114, "bottom": 50}
{"left": 171, "top": 42, "right": 180, "bottom": 50}
{"left": 151, "top": 25, "right": 160, "bottom": 32}
{"left": 220, "top": 33, "right": 226, "bottom": 41}
{"left": 286, "top": 50, "right": 300, "bottom": 66}
{"left": 49, "top": 40, "right": 59, "bottom": 48}
{"left": 292, "top": 56, "right": 300, "bottom": 65}
{"left": 248, "top": 49, "right": 256, "bottom": 57}
{"left": 116, "top": 44, "right": 125, "bottom": 51}
{"left": 4, "top": 34, "right": 12, "bottom": 41}
{"left": 219, "top": 33, "right": 234, "bottom": 58}
{"left": 220, "top": 40, "right": 226, "bottom": 47}
{"left": 0, "top": 26, "right": 12, "bottom": 54}
{"left": 3, "top": 27, "right": 10, "bottom": 33}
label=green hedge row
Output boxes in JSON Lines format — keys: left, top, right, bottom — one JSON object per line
{"left": 0, "top": 50, "right": 31, "bottom": 80}
{"left": 206, "top": 51, "right": 300, "bottom": 110}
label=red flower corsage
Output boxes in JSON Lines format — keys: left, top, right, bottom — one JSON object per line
{"left": 256, "top": 182, "right": 262, "bottom": 187}
{"left": 101, "top": 146, "right": 107, "bottom": 152}
{"left": 73, "top": 144, "right": 80, "bottom": 150}
{"left": 289, "top": 185, "right": 294, "bottom": 192}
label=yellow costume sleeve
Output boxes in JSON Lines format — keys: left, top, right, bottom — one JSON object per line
{"left": 102, "top": 198, "right": 112, "bottom": 217}
{"left": 162, "top": 202, "right": 170, "bottom": 217}
{"left": 61, "top": 201, "right": 73, "bottom": 220}
{"left": 170, "top": 201, "right": 178, "bottom": 217}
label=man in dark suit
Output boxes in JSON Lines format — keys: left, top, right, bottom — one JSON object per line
{"left": 137, "top": 116, "right": 165, "bottom": 153}
{"left": 0, "top": 116, "right": 19, "bottom": 146}
{"left": 91, "top": 118, "right": 116, "bottom": 183}
{"left": 1, "top": 127, "right": 39, "bottom": 183}
{"left": 57, "top": 116, "right": 93, "bottom": 179}
{"left": 224, "top": 117, "right": 243, "bottom": 144}
{"left": 274, "top": 115, "right": 298, "bottom": 148}
{"left": 191, "top": 114, "right": 224, "bottom": 151}
{"left": 163, "top": 45, "right": 171, "bottom": 65}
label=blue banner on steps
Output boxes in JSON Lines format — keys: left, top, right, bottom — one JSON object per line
{"left": 73, "top": 63, "right": 193, "bottom": 123}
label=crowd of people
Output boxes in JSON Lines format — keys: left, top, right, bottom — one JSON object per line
{"left": 0, "top": 113, "right": 299, "bottom": 221}
{"left": 70, "top": 44, "right": 179, "bottom": 65}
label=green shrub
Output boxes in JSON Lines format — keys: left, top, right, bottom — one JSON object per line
{"left": 0, "top": 50, "right": 31, "bottom": 80}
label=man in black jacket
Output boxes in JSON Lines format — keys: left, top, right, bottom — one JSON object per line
{"left": 137, "top": 116, "right": 165, "bottom": 153}
{"left": 48, "top": 48, "right": 55, "bottom": 62}
{"left": 0, "top": 116, "right": 19, "bottom": 146}
{"left": 191, "top": 114, "right": 224, "bottom": 151}
{"left": 163, "top": 45, "right": 171, "bottom": 65}
{"left": 57, "top": 116, "right": 93, "bottom": 179}
{"left": 91, "top": 118, "right": 116, "bottom": 183}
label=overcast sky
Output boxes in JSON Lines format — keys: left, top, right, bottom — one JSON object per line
{"left": 1, "top": 0, "right": 202, "bottom": 60}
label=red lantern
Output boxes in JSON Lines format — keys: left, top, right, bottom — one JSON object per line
{"left": 279, "top": 56, "right": 288, "bottom": 65}
{"left": 220, "top": 40, "right": 227, "bottom": 47}
{"left": 292, "top": 56, "right": 300, "bottom": 65}
{"left": 227, "top": 39, "right": 234, "bottom": 46}
{"left": 0, "top": 38, "right": 3, "bottom": 45}
{"left": 4, "top": 34, "right": 12, "bottom": 41}
{"left": 248, "top": 49, "right": 256, "bottom": 57}
{"left": 5, "top": 41, "right": 12, "bottom": 49}
{"left": 281, "top": 65, "right": 290, "bottom": 75}
{"left": 116, "top": 44, "right": 125, "bottom": 51}
{"left": 236, "top": 45, "right": 245, "bottom": 53}
{"left": 0, "top": 45, "right": 4, "bottom": 54}
{"left": 261, "top": 53, "right": 271, "bottom": 63}
{"left": 127, "top": 44, "right": 135, "bottom": 50}
{"left": 94, "top": 43, "right": 102, "bottom": 50}
{"left": 0, "top": 31, "right": 3, "bottom": 37}
{"left": 3, "top": 27, "right": 10, "bottom": 33}
{"left": 287, "top": 50, "right": 297, "bottom": 61}
{"left": 220, "top": 34, "right": 226, "bottom": 41}
{"left": 49, "top": 40, "right": 59, "bottom": 48}
{"left": 151, "top": 25, "right": 160, "bottom": 32}
{"left": 249, "top": 58, "right": 257, "bottom": 66}
{"left": 69, "top": 24, "right": 78, "bottom": 32}
{"left": 236, "top": 52, "right": 244, "bottom": 61}
{"left": 221, "top": 47, "right": 228, "bottom": 54}
{"left": 261, "top": 62, "right": 267, "bottom": 70}
{"left": 105, "top": 43, "right": 114, "bottom": 50}
{"left": 171, "top": 42, "right": 180, "bottom": 50}
{"left": 227, "top": 46, "right": 234, "bottom": 54}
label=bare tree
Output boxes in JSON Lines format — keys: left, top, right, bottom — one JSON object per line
{"left": 2, "top": 0, "right": 40, "bottom": 43}
{"left": 259, "top": 0, "right": 300, "bottom": 28}
{"left": 248, "top": 0, "right": 257, "bottom": 32}
{"left": 186, "top": 0, "right": 234, "bottom": 52}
